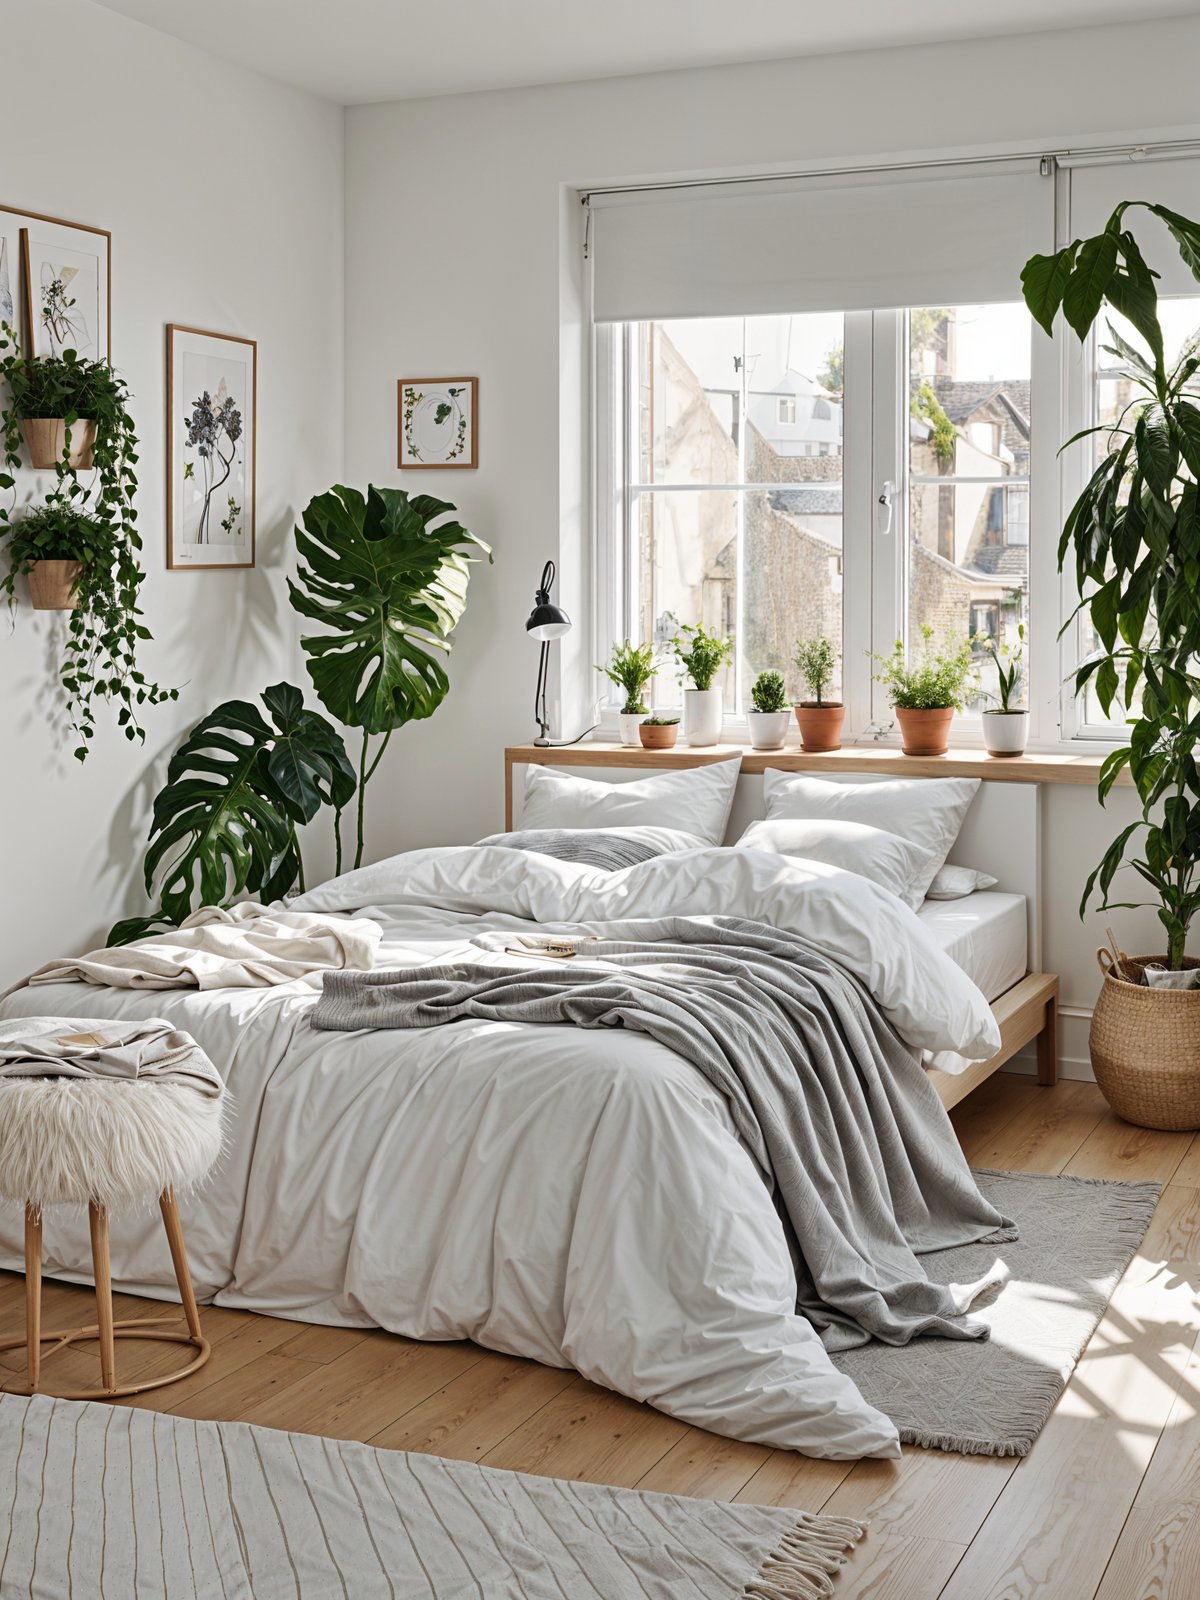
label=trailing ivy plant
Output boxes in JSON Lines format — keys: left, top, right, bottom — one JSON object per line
{"left": 110, "top": 683, "right": 355, "bottom": 944}
{"left": 289, "top": 483, "right": 491, "bottom": 869}
{"left": 1021, "top": 202, "right": 1200, "bottom": 968}
{"left": 0, "top": 323, "right": 174, "bottom": 758}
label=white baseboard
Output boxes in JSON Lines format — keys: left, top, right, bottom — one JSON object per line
{"left": 1006, "top": 1004, "right": 1095, "bottom": 1082}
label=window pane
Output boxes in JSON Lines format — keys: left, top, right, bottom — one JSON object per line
{"left": 907, "top": 303, "right": 1031, "bottom": 714}
{"left": 629, "top": 314, "right": 845, "bottom": 712}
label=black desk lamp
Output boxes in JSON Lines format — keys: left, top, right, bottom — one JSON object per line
{"left": 526, "top": 559, "right": 596, "bottom": 747}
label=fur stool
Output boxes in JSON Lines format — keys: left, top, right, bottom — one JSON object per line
{"left": 0, "top": 1076, "right": 224, "bottom": 1399}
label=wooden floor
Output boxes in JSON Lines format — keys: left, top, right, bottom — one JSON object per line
{"left": 3, "top": 1070, "right": 1200, "bottom": 1599}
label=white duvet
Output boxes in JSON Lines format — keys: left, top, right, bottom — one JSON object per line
{"left": 0, "top": 845, "right": 1000, "bottom": 1460}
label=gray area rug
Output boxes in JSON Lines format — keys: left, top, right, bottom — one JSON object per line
{"left": 833, "top": 1168, "right": 1160, "bottom": 1456}
{"left": 0, "top": 1392, "right": 865, "bottom": 1600}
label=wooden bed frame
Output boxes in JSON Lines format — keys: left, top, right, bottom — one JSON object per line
{"left": 504, "top": 743, "right": 1059, "bottom": 1111}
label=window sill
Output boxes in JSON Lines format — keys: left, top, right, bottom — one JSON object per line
{"left": 505, "top": 739, "right": 1130, "bottom": 788}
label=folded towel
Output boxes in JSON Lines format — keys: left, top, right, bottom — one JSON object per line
{"left": 0, "top": 1017, "right": 224, "bottom": 1097}
{"left": 20, "top": 903, "right": 382, "bottom": 992}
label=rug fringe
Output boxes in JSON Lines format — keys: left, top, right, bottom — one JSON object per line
{"left": 743, "top": 1512, "right": 866, "bottom": 1599}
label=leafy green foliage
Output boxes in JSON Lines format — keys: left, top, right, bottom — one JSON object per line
{"left": 872, "top": 625, "right": 978, "bottom": 711}
{"left": 750, "top": 670, "right": 788, "bottom": 713}
{"left": 911, "top": 380, "right": 957, "bottom": 464}
{"left": 597, "top": 639, "right": 657, "bottom": 713}
{"left": 109, "top": 683, "right": 354, "bottom": 944}
{"left": 982, "top": 623, "right": 1026, "bottom": 713}
{"left": 641, "top": 714, "right": 679, "bottom": 726}
{"left": 1022, "top": 201, "right": 1200, "bottom": 966}
{"left": 669, "top": 622, "right": 733, "bottom": 690}
{"left": 793, "top": 635, "right": 839, "bottom": 705}
{"left": 0, "top": 323, "right": 175, "bottom": 760}
{"left": 289, "top": 484, "right": 490, "bottom": 868}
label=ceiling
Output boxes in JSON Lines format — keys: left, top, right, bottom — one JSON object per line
{"left": 92, "top": 0, "right": 1200, "bottom": 105}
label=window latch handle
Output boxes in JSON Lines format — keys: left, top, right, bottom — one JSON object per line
{"left": 877, "top": 480, "right": 896, "bottom": 537}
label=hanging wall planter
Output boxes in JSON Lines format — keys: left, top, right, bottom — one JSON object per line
{"left": 20, "top": 417, "right": 96, "bottom": 471}
{"left": 26, "top": 558, "right": 82, "bottom": 611}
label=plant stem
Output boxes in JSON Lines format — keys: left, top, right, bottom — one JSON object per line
{"left": 353, "top": 727, "right": 394, "bottom": 870}
{"left": 290, "top": 825, "right": 306, "bottom": 894}
{"left": 333, "top": 806, "right": 343, "bottom": 879}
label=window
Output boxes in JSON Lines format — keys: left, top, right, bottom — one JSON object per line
{"left": 617, "top": 314, "right": 846, "bottom": 714}
{"left": 907, "top": 302, "right": 1032, "bottom": 721}
{"left": 599, "top": 302, "right": 1034, "bottom": 735}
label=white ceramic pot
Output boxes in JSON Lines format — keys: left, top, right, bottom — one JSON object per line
{"left": 683, "top": 687, "right": 723, "bottom": 747}
{"left": 747, "top": 709, "right": 791, "bottom": 751}
{"left": 983, "top": 710, "right": 1029, "bottom": 756}
{"left": 617, "top": 711, "right": 648, "bottom": 747}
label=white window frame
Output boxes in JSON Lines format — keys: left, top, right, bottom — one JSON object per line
{"left": 591, "top": 303, "right": 1125, "bottom": 752}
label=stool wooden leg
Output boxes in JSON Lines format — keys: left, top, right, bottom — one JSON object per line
{"left": 159, "top": 1189, "right": 203, "bottom": 1341}
{"left": 24, "top": 1206, "right": 42, "bottom": 1391}
{"left": 88, "top": 1202, "right": 117, "bottom": 1393}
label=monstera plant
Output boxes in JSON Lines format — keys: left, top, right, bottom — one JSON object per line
{"left": 110, "top": 683, "right": 354, "bottom": 943}
{"left": 289, "top": 484, "right": 491, "bottom": 867}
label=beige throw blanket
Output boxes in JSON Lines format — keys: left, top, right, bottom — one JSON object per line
{"left": 20, "top": 903, "right": 382, "bottom": 991}
{"left": 0, "top": 1016, "right": 224, "bottom": 1097}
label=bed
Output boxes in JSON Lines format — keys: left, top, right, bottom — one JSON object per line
{"left": 0, "top": 754, "right": 1059, "bottom": 1461}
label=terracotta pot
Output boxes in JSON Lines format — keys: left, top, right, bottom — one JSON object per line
{"left": 639, "top": 722, "right": 679, "bottom": 749}
{"left": 793, "top": 702, "right": 845, "bottom": 753}
{"left": 894, "top": 705, "right": 954, "bottom": 756}
{"left": 27, "top": 559, "right": 82, "bottom": 611}
{"left": 21, "top": 417, "right": 96, "bottom": 471}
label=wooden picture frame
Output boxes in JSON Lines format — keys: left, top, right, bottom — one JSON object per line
{"left": 0, "top": 203, "right": 111, "bottom": 361}
{"left": 397, "top": 376, "right": 477, "bottom": 468}
{"left": 166, "top": 324, "right": 257, "bottom": 571}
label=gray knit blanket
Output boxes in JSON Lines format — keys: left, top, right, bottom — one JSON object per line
{"left": 314, "top": 916, "right": 1014, "bottom": 1351}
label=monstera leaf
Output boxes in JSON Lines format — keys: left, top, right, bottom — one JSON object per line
{"left": 289, "top": 485, "right": 491, "bottom": 735}
{"left": 109, "top": 683, "right": 355, "bottom": 945}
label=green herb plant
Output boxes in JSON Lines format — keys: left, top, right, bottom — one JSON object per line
{"left": 670, "top": 622, "right": 733, "bottom": 690}
{"left": 872, "top": 625, "right": 978, "bottom": 711}
{"left": 640, "top": 714, "right": 680, "bottom": 727}
{"left": 793, "top": 636, "right": 840, "bottom": 705}
{"left": 0, "top": 323, "right": 175, "bottom": 759}
{"left": 982, "top": 624, "right": 1026, "bottom": 713}
{"left": 750, "top": 669, "right": 789, "bottom": 713}
{"left": 597, "top": 639, "right": 657, "bottom": 714}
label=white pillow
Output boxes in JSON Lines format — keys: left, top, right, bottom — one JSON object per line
{"left": 762, "top": 772, "right": 979, "bottom": 874}
{"left": 925, "top": 864, "right": 999, "bottom": 900}
{"left": 735, "top": 817, "right": 942, "bottom": 911}
{"left": 521, "top": 758, "right": 741, "bottom": 847}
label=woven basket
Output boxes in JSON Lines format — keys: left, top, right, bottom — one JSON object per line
{"left": 1090, "top": 950, "right": 1200, "bottom": 1130}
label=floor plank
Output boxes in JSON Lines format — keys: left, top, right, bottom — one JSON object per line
{"left": 633, "top": 1427, "right": 771, "bottom": 1500}
{"left": 1064, "top": 1109, "right": 1196, "bottom": 1186}
{"left": 957, "top": 1078, "right": 1108, "bottom": 1173}
{"left": 367, "top": 1349, "right": 577, "bottom": 1460}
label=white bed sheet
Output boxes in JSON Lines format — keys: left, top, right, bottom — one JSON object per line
{"left": 917, "top": 891, "right": 1028, "bottom": 1003}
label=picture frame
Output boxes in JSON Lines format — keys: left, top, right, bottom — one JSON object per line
{"left": 397, "top": 376, "right": 477, "bottom": 469}
{"left": 0, "top": 204, "right": 111, "bottom": 362}
{"left": 167, "top": 324, "right": 257, "bottom": 570}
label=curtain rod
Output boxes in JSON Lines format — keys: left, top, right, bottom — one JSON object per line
{"left": 580, "top": 137, "right": 1200, "bottom": 206}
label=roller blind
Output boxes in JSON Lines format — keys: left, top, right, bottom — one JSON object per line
{"left": 1066, "top": 154, "right": 1200, "bottom": 298}
{"left": 589, "top": 159, "right": 1054, "bottom": 323}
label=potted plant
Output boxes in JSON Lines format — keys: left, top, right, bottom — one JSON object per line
{"left": 747, "top": 669, "right": 791, "bottom": 751}
{"left": 0, "top": 335, "right": 128, "bottom": 471}
{"left": 793, "top": 636, "right": 844, "bottom": 752}
{"left": 0, "top": 324, "right": 174, "bottom": 760}
{"left": 1021, "top": 198, "right": 1200, "bottom": 1126}
{"left": 670, "top": 622, "right": 733, "bottom": 747}
{"left": 597, "top": 639, "right": 657, "bottom": 746}
{"left": 638, "top": 714, "right": 679, "bottom": 750}
{"left": 980, "top": 624, "right": 1028, "bottom": 757}
{"left": 3, "top": 503, "right": 105, "bottom": 610}
{"left": 872, "top": 626, "right": 977, "bottom": 756}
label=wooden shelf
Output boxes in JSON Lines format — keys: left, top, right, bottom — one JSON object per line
{"left": 505, "top": 740, "right": 1123, "bottom": 786}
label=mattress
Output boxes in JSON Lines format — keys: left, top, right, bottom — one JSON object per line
{"left": 917, "top": 891, "right": 1028, "bottom": 1003}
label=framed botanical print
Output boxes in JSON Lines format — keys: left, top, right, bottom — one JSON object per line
{"left": 0, "top": 204, "right": 110, "bottom": 361}
{"left": 167, "top": 324, "right": 256, "bottom": 570}
{"left": 397, "top": 376, "right": 477, "bottom": 468}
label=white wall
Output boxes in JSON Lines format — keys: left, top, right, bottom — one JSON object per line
{"left": 344, "top": 15, "right": 1200, "bottom": 1071}
{"left": 0, "top": 0, "right": 343, "bottom": 982}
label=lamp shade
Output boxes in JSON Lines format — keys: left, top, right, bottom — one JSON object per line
{"left": 525, "top": 559, "right": 571, "bottom": 639}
